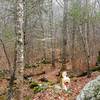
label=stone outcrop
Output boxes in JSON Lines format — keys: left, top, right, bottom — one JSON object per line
{"left": 76, "top": 76, "right": 100, "bottom": 100}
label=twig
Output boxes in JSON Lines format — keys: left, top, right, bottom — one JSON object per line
{"left": 0, "top": 38, "right": 11, "bottom": 72}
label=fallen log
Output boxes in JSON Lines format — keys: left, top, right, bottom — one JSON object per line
{"left": 24, "top": 71, "right": 45, "bottom": 80}
{"left": 77, "top": 66, "right": 100, "bottom": 77}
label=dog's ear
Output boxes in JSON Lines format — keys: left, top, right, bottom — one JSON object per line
{"left": 62, "top": 71, "right": 67, "bottom": 77}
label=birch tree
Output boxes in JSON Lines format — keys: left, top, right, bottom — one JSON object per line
{"left": 7, "top": 0, "right": 24, "bottom": 99}
{"left": 15, "top": 0, "right": 24, "bottom": 99}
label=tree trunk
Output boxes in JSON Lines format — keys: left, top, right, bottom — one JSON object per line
{"left": 71, "top": 18, "right": 76, "bottom": 71}
{"left": 86, "top": 0, "right": 91, "bottom": 77}
{"left": 49, "top": 0, "right": 55, "bottom": 67}
{"left": 24, "top": 0, "right": 28, "bottom": 65}
{"left": 15, "top": 0, "right": 24, "bottom": 99}
{"left": 61, "top": 0, "right": 68, "bottom": 71}
{"left": 7, "top": 0, "right": 24, "bottom": 100}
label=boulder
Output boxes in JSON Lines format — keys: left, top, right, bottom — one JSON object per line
{"left": 76, "top": 76, "right": 100, "bottom": 100}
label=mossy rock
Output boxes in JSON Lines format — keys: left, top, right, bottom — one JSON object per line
{"left": 77, "top": 76, "right": 100, "bottom": 100}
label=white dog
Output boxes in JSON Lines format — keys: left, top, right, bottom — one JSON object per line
{"left": 61, "top": 71, "right": 70, "bottom": 91}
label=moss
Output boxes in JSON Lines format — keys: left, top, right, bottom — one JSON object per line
{"left": 29, "top": 81, "right": 38, "bottom": 89}
{"left": 97, "top": 56, "right": 100, "bottom": 63}
{"left": 24, "top": 96, "right": 31, "bottom": 100}
{"left": 41, "top": 58, "right": 51, "bottom": 64}
{"left": 29, "top": 81, "right": 44, "bottom": 94}
{"left": 30, "top": 82, "right": 45, "bottom": 94}
{"left": 0, "top": 96, "right": 6, "bottom": 100}
{"left": 94, "top": 86, "right": 100, "bottom": 98}
{"left": 33, "top": 86, "right": 44, "bottom": 94}
{"left": 25, "top": 63, "right": 39, "bottom": 68}
{"left": 0, "top": 70, "right": 5, "bottom": 78}
{"left": 29, "top": 81, "right": 51, "bottom": 94}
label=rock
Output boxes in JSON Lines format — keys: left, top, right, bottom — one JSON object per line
{"left": 53, "top": 84, "right": 62, "bottom": 93}
{"left": 76, "top": 76, "right": 100, "bottom": 100}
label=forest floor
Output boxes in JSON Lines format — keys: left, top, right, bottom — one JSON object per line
{"left": 31, "top": 71, "right": 100, "bottom": 100}
{"left": 0, "top": 63, "right": 100, "bottom": 100}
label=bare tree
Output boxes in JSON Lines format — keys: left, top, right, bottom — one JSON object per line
{"left": 61, "top": 0, "right": 68, "bottom": 71}
{"left": 85, "top": 0, "right": 91, "bottom": 77}
{"left": 0, "top": 38, "right": 11, "bottom": 69}
{"left": 49, "top": 0, "right": 55, "bottom": 67}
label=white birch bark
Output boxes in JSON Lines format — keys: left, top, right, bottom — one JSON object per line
{"left": 15, "top": 0, "right": 24, "bottom": 99}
